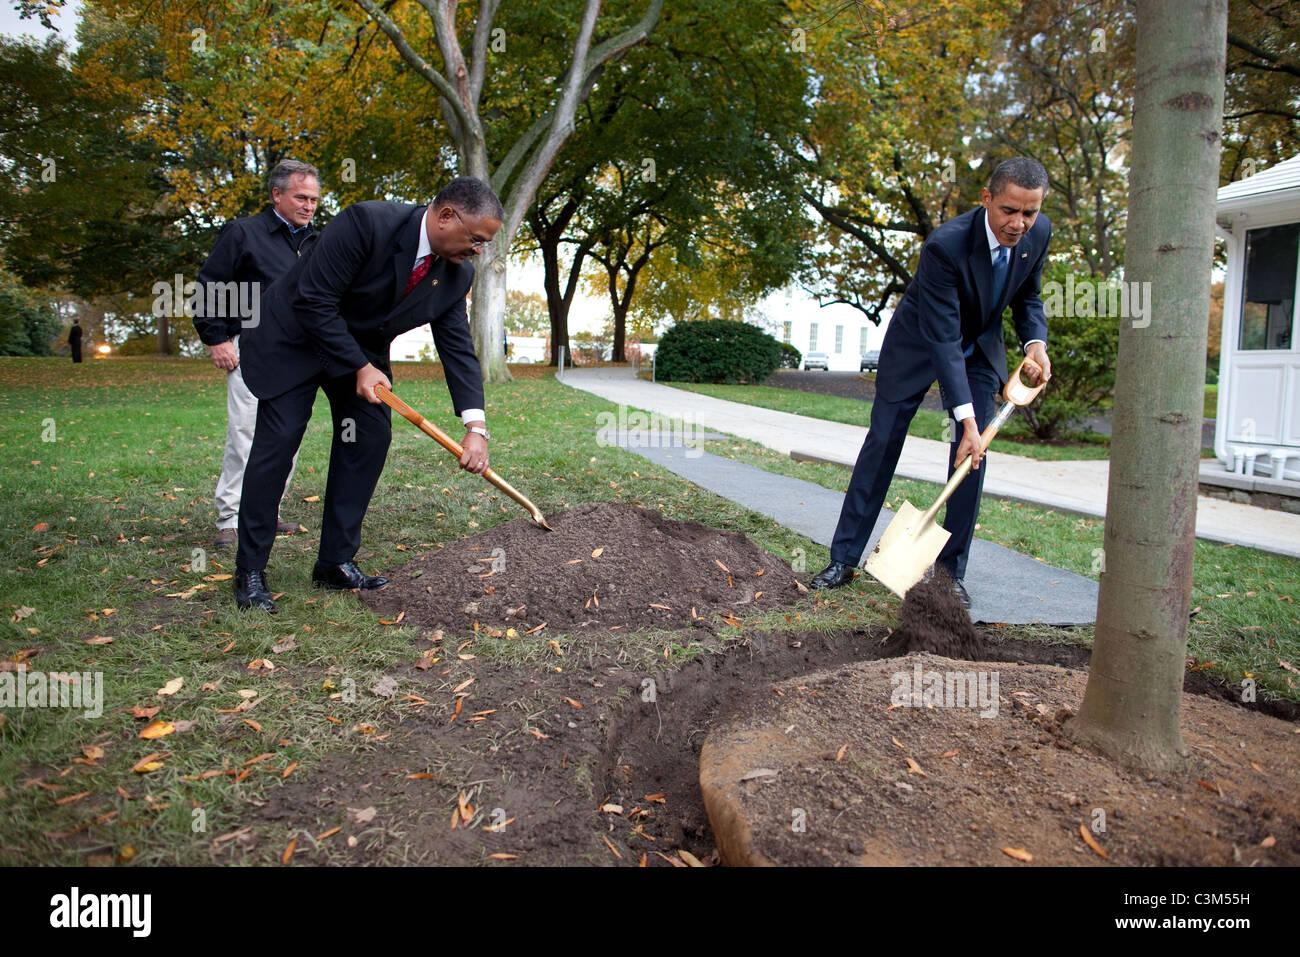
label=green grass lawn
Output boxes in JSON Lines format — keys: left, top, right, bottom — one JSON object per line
{"left": 663, "top": 381, "right": 1114, "bottom": 460}
{"left": 0, "top": 357, "right": 1291, "bottom": 866}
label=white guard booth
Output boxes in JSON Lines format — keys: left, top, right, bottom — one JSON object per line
{"left": 1212, "top": 154, "right": 1300, "bottom": 498}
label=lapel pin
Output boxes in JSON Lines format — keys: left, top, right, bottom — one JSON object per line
{"left": 1021, "top": 252, "right": 1028, "bottom": 259}
{"left": 431, "top": 279, "right": 438, "bottom": 287}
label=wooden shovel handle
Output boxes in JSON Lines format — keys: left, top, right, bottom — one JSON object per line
{"left": 375, "top": 383, "right": 465, "bottom": 458}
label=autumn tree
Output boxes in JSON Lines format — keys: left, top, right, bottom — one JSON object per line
{"left": 1066, "top": 0, "right": 1228, "bottom": 770}
{"left": 351, "top": 0, "right": 666, "bottom": 382}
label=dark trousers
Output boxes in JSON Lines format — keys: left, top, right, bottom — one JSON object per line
{"left": 830, "top": 356, "right": 1000, "bottom": 580}
{"left": 236, "top": 372, "right": 391, "bottom": 571}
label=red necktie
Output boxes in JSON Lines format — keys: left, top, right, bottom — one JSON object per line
{"left": 403, "top": 255, "right": 431, "bottom": 298}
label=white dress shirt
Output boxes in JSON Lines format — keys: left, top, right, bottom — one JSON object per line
{"left": 416, "top": 207, "right": 485, "bottom": 429}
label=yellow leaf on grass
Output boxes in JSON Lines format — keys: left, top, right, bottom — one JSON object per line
{"left": 282, "top": 838, "right": 296, "bottom": 865}
{"left": 132, "top": 752, "right": 167, "bottom": 773}
{"left": 156, "top": 677, "right": 183, "bottom": 697}
{"left": 139, "top": 720, "right": 174, "bottom": 740}
{"left": 85, "top": 636, "right": 113, "bottom": 646}
{"left": 1001, "top": 847, "right": 1033, "bottom": 863}
{"left": 83, "top": 745, "right": 105, "bottom": 761}
{"left": 203, "top": 574, "right": 233, "bottom": 582}
{"left": 302, "top": 495, "right": 320, "bottom": 502}
{"left": 591, "top": 547, "right": 604, "bottom": 558}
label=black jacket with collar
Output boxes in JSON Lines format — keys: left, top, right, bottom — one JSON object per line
{"left": 238, "top": 201, "right": 484, "bottom": 416}
{"left": 193, "top": 205, "right": 316, "bottom": 345}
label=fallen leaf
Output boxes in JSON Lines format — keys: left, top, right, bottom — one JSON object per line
{"left": 247, "top": 658, "right": 275, "bottom": 674}
{"left": 348, "top": 806, "right": 377, "bottom": 825}
{"left": 600, "top": 804, "right": 623, "bottom": 815}
{"left": 1001, "top": 847, "right": 1033, "bottom": 863}
{"left": 891, "top": 736, "right": 905, "bottom": 750}
{"left": 270, "top": 635, "right": 298, "bottom": 654}
{"left": 835, "top": 744, "right": 848, "bottom": 761}
{"left": 84, "top": 636, "right": 113, "bottom": 646}
{"left": 243, "top": 719, "right": 262, "bottom": 732}
{"left": 601, "top": 834, "right": 622, "bottom": 859}
{"left": 562, "top": 697, "right": 583, "bottom": 709}
{"left": 457, "top": 792, "right": 473, "bottom": 823}
{"left": 132, "top": 752, "right": 167, "bottom": 773}
{"left": 1261, "top": 835, "right": 1276, "bottom": 848}
{"left": 156, "top": 677, "right": 183, "bottom": 697}
{"left": 413, "top": 650, "right": 439, "bottom": 670}
{"left": 32, "top": 522, "right": 49, "bottom": 532}
{"left": 406, "top": 772, "right": 436, "bottom": 780}
{"left": 54, "top": 790, "right": 90, "bottom": 806}
{"left": 378, "top": 611, "right": 406, "bottom": 626}
{"left": 1079, "top": 824, "right": 1108, "bottom": 859}
{"left": 370, "top": 676, "right": 399, "bottom": 698}
{"left": 528, "top": 728, "right": 549, "bottom": 739}
{"left": 139, "top": 720, "right": 174, "bottom": 740}
{"left": 678, "top": 849, "right": 705, "bottom": 868}
{"left": 282, "top": 762, "right": 298, "bottom": 779}
{"left": 316, "top": 827, "right": 341, "bottom": 840}
{"left": 281, "top": 838, "right": 296, "bottom": 865}
{"left": 131, "top": 706, "right": 159, "bottom": 720}
{"left": 203, "top": 574, "right": 233, "bottom": 582}
{"left": 906, "top": 758, "right": 927, "bottom": 777}
{"left": 644, "top": 793, "right": 666, "bottom": 804}
{"left": 655, "top": 851, "right": 687, "bottom": 867}
{"left": 489, "top": 853, "right": 518, "bottom": 860}
{"left": 83, "top": 745, "right": 105, "bottom": 761}
{"left": 302, "top": 495, "right": 320, "bottom": 502}
{"left": 453, "top": 678, "right": 475, "bottom": 694}
{"left": 740, "top": 768, "right": 777, "bottom": 782}
{"left": 940, "top": 749, "right": 959, "bottom": 759}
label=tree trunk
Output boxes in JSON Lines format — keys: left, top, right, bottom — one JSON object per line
{"left": 470, "top": 242, "right": 510, "bottom": 382}
{"left": 1065, "top": 0, "right": 1227, "bottom": 771}
{"left": 156, "top": 312, "right": 171, "bottom": 355}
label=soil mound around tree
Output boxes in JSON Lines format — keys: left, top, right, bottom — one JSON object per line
{"left": 882, "top": 570, "right": 984, "bottom": 659}
{"left": 362, "top": 501, "right": 805, "bottom": 635}
{"left": 700, "top": 654, "right": 1300, "bottom": 867}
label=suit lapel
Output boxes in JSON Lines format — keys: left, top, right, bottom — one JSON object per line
{"left": 969, "top": 208, "right": 994, "bottom": 324}
{"left": 390, "top": 205, "right": 427, "bottom": 307}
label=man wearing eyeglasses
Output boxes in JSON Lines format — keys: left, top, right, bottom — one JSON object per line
{"left": 231, "top": 177, "right": 504, "bottom": 612}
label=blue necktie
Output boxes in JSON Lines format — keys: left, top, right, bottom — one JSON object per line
{"left": 989, "top": 245, "right": 1009, "bottom": 314}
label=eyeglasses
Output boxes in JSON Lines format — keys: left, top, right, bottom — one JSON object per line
{"left": 453, "top": 209, "right": 490, "bottom": 250}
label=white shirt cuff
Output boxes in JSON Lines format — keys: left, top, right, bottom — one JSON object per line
{"left": 461, "top": 409, "right": 486, "bottom": 426}
{"left": 1023, "top": 339, "right": 1045, "bottom": 351}
{"left": 951, "top": 403, "right": 975, "bottom": 423}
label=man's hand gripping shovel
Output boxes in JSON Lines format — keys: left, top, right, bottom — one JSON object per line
{"left": 862, "top": 356, "right": 1046, "bottom": 597}
{"left": 374, "top": 383, "right": 552, "bottom": 531}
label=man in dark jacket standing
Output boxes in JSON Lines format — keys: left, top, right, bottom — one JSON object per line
{"left": 68, "top": 319, "right": 83, "bottom": 362}
{"left": 193, "top": 159, "right": 320, "bottom": 548}
{"left": 810, "top": 158, "right": 1054, "bottom": 608}
{"left": 232, "top": 176, "right": 503, "bottom": 613}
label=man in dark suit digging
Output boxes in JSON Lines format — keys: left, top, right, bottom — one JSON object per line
{"left": 811, "top": 158, "right": 1054, "bottom": 608}
{"left": 233, "top": 176, "right": 503, "bottom": 613}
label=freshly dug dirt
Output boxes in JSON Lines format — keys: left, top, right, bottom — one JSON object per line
{"left": 362, "top": 501, "right": 805, "bottom": 635}
{"left": 701, "top": 653, "right": 1300, "bottom": 867}
{"left": 882, "top": 570, "right": 984, "bottom": 659}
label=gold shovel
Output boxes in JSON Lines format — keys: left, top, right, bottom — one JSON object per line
{"left": 375, "top": 383, "right": 552, "bottom": 531}
{"left": 862, "top": 356, "right": 1046, "bottom": 597}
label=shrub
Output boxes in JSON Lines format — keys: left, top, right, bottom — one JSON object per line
{"left": 779, "top": 341, "right": 802, "bottom": 369}
{"left": 1003, "top": 263, "right": 1120, "bottom": 440}
{"left": 655, "top": 319, "right": 783, "bottom": 384}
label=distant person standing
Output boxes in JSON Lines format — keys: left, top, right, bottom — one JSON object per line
{"left": 68, "top": 319, "right": 82, "bottom": 363}
{"left": 193, "top": 159, "right": 321, "bottom": 548}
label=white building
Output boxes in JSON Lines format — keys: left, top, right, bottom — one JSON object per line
{"left": 756, "top": 290, "right": 891, "bottom": 371}
{"left": 1211, "top": 153, "right": 1300, "bottom": 493}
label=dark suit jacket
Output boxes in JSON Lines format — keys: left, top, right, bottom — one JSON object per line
{"left": 875, "top": 206, "right": 1051, "bottom": 410}
{"left": 239, "top": 201, "right": 485, "bottom": 416}
{"left": 193, "top": 206, "right": 315, "bottom": 345}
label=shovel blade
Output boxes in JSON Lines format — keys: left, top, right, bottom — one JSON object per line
{"left": 862, "top": 501, "right": 952, "bottom": 597}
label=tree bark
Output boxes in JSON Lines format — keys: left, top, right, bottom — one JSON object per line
{"left": 1065, "top": 0, "right": 1227, "bottom": 771}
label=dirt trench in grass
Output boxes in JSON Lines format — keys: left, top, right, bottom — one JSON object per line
{"left": 250, "top": 502, "right": 1296, "bottom": 866}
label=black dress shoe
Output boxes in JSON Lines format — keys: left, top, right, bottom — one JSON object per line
{"left": 811, "top": 560, "right": 855, "bottom": 590}
{"left": 951, "top": 578, "right": 972, "bottom": 610}
{"left": 235, "top": 568, "right": 277, "bottom": 613}
{"left": 312, "top": 560, "right": 388, "bottom": 591}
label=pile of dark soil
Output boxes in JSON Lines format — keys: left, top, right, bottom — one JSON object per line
{"left": 362, "top": 501, "right": 805, "bottom": 635}
{"left": 882, "top": 569, "right": 984, "bottom": 659}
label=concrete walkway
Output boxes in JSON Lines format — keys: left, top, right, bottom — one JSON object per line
{"left": 560, "top": 367, "right": 1300, "bottom": 560}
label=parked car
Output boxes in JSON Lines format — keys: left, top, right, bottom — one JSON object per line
{"left": 860, "top": 350, "right": 881, "bottom": 372}
{"left": 803, "top": 352, "right": 830, "bottom": 371}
